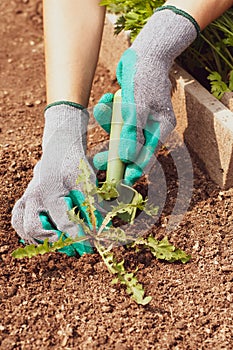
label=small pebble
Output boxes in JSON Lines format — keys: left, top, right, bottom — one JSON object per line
{"left": 25, "top": 101, "right": 34, "bottom": 107}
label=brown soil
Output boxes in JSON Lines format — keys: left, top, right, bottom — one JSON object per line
{"left": 1, "top": 1, "right": 233, "bottom": 349}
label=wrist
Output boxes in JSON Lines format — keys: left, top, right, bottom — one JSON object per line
{"left": 131, "top": 7, "right": 198, "bottom": 65}
{"left": 42, "top": 102, "right": 89, "bottom": 152}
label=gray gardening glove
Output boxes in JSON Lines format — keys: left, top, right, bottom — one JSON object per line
{"left": 93, "top": 6, "right": 200, "bottom": 186}
{"left": 11, "top": 103, "right": 102, "bottom": 257}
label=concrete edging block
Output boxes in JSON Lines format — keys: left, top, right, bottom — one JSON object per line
{"left": 99, "top": 14, "right": 233, "bottom": 189}
{"left": 170, "top": 65, "right": 233, "bottom": 189}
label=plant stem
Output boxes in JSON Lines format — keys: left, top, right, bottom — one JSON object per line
{"left": 200, "top": 33, "right": 233, "bottom": 71}
{"left": 106, "top": 89, "right": 125, "bottom": 183}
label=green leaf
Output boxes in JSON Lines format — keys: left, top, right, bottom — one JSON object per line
{"left": 153, "top": 236, "right": 191, "bottom": 263}
{"left": 207, "top": 71, "right": 230, "bottom": 99}
{"left": 229, "top": 70, "right": 233, "bottom": 91}
{"left": 95, "top": 241, "right": 151, "bottom": 305}
{"left": 223, "top": 37, "right": 233, "bottom": 47}
{"left": 123, "top": 272, "right": 152, "bottom": 305}
{"left": 111, "top": 277, "right": 119, "bottom": 285}
{"left": 100, "top": 0, "right": 165, "bottom": 40}
{"left": 75, "top": 159, "right": 98, "bottom": 230}
{"left": 134, "top": 236, "right": 191, "bottom": 264}
{"left": 11, "top": 235, "right": 90, "bottom": 259}
{"left": 12, "top": 239, "right": 50, "bottom": 259}
{"left": 67, "top": 208, "right": 92, "bottom": 236}
{"left": 97, "top": 226, "right": 128, "bottom": 245}
{"left": 143, "top": 202, "right": 159, "bottom": 217}
{"left": 97, "top": 181, "right": 119, "bottom": 201}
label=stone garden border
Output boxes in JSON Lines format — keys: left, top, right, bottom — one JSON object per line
{"left": 99, "top": 14, "right": 233, "bottom": 189}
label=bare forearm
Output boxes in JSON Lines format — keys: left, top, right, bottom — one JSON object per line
{"left": 43, "top": 0, "right": 105, "bottom": 106}
{"left": 165, "top": 0, "right": 233, "bottom": 30}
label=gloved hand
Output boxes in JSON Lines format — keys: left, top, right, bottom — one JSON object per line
{"left": 11, "top": 103, "right": 102, "bottom": 257}
{"left": 93, "top": 6, "right": 200, "bottom": 186}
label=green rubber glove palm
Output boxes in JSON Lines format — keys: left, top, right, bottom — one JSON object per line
{"left": 93, "top": 6, "right": 199, "bottom": 186}
{"left": 38, "top": 190, "right": 103, "bottom": 257}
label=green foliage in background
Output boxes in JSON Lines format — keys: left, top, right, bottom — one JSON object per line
{"left": 100, "top": 0, "right": 164, "bottom": 40}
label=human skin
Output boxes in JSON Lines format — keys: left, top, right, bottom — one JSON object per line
{"left": 165, "top": 0, "right": 233, "bottom": 30}
{"left": 43, "top": 0, "right": 106, "bottom": 107}
{"left": 43, "top": 0, "right": 233, "bottom": 106}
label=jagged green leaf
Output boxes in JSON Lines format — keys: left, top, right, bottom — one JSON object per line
{"left": 134, "top": 236, "right": 191, "bottom": 264}
{"left": 208, "top": 71, "right": 230, "bottom": 99}
{"left": 121, "top": 272, "right": 152, "bottom": 305}
{"left": 67, "top": 207, "right": 92, "bottom": 236}
{"left": 148, "top": 236, "right": 191, "bottom": 263}
{"left": 97, "top": 195, "right": 152, "bottom": 233}
{"left": 76, "top": 159, "right": 96, "bottom": 193}
{"left": 97, "top": 181, "right": 119, "bottom": 201}
{"left": 97, "top": 226, "right": 128, "bottom": 245}
{"left": 12, "top": 239, "right": 50, "bottom": 259}
{"left": 11, "top": 235, "right": 90, "bottom": 259}
{"left": 95, "top": 241, "right": 151, "bottom": 305}
{"left": 143, "top": 202, "right": 159, "bottom": 217}
{"left": 75, "top": 159, "right": 98, "bottom": 229}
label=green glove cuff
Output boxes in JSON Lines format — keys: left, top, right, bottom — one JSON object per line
{"left": 44, "top": 100, "right": 86, "bottom": 112}
{"left": 155, "top": 5, "right": 200, "bottom": 35}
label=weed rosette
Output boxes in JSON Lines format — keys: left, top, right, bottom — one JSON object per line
{"left": 86, "top": 107, "right": 194, "bottom": 243}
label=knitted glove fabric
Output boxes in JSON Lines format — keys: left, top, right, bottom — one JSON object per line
{"left": 93, "top": 6, "right": 199, "bottom": 186}
{"left": 11, "top": 103, "right": 102, "bottom": 257}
